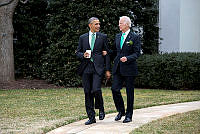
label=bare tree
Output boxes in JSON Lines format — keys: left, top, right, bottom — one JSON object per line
{"left": 0, "top": 0, "right": 28, "bottom": 82}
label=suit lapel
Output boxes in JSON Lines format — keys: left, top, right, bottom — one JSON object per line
{"left": 116, "top": 33, "right": 121, "bottom": 50}
{"left": 121, "top": 32, "right": 132, "bottom": 50}
{"left": 93, "top": 32, "right": 99, "bottom": 51}
{"left": 85, "top": 33, "right": 91, "bottom": 49}
{"left": 124, "top": 32, "right": 132, "bottom": 44}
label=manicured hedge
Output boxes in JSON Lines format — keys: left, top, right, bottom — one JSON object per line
{"left": 13, "top": 0, "right": 159, "bottom": 87}
{"left": 135, "top": 53, "right": 200, "bottom": 90}
{"left": 13, "top": 1, "right": 199, "bottom": 90}
{"left": 13, "top": 0, "right": 48, "bottom": 78}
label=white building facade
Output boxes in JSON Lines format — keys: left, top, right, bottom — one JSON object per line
{"left": 159, "top": 0, "right": 200, "bottom": 53}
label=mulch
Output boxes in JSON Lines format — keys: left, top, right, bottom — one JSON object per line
{"left": 0, "top": 79, "right": 63, "bottom": 90}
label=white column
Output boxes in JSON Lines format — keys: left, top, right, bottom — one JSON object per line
{"left": 180, "top": 0, "right": 200, "bottom": 52}
{"left": 159, "top": 0, "right": 200, "bottom": 53}
{"left": 159, "top": 0, "right": 181, "bottom": 53}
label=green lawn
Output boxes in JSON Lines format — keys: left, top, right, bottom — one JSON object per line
{"left": 131, "top": 109, "right": 200, "bottom": 134}
{"left": 0, "top": 88, "right": 200, "bottom": 134}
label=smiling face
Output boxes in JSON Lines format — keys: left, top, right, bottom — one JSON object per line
{"left": 89, "top": 19, "right": 100, "bottom": 33}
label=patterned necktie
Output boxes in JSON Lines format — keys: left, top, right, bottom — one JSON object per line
{"left": 91, "top": 33, "right": 95, "bottom": 51}
{"left": 120, "top": 33, "right": 125, "bottom": 49}
{"left": 90, "top": 33, "right": 95, "bottom": 62}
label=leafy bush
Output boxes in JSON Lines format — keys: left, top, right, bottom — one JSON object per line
{"left": 135, "top": 53, "right": 200, "bottom": 90}
{"left": 13, "top": 0, "right": 159, "bottom": 86}
{"left": 40, "top": 0, "right": 159, "bottom": 86}
{"left": 13, "top": 0, "right": 48, "bottom": 78}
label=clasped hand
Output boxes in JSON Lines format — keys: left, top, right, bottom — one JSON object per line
{"left": 84, "top": 51, "right": 107, "bottom": 58}
{"left": 120, "top": 56, "right": 127, "bottom": 62}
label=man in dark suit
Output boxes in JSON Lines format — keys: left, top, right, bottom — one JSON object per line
{"left": 76, "top": 17, "right": 111, "bottom": 125}
{"left": 111, "top": 16, "right": 141, "bottom": 123}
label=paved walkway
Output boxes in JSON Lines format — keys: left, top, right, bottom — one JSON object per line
{"left": 47, "top": 101, "right": 200, "bottom": 134}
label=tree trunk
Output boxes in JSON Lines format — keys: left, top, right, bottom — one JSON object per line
{"left": 0, "top": 0, "right": 18, "bottom": 82}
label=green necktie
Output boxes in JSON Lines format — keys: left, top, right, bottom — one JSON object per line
{"left": 120, "top": 33, "right": 125, "bottom": 49}
{"left": 91, "top": 33, "right": 95, "bottom": 51}
{"left": 90, "top": 33, "right": 95, "bottom": 61}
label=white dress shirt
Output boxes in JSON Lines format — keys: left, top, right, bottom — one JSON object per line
{"left": 122, "top": 29, "right": 130, "bottom": 45}
{"left": 89, "top": 31, "right": 96, "bottom": 48}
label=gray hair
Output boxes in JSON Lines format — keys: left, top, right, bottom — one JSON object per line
{"left": 120, "top": 16, "right": 132, "bottom": 27}
{"left": 88, "top": 17, "right": 99, "bottom": 24}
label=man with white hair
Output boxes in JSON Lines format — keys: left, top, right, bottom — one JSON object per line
{"left": 111, "top": 16, "right": 141, "bottom": 123}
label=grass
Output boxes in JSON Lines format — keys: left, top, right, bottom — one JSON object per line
{"left": 131, "top": 109, "right": 200, "bottom": 134}
{"left": 0, "top": 88, "right": 200, "bottom": 133}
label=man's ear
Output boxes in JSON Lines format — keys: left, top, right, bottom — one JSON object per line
{"left": 88, "top": 24, "right": 91, "bottom": 28}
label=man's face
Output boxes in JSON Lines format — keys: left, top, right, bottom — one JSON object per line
{"left": 119, "top": 18, "right": 128, "bottom": 32}
{"left": 89, "top": 20, "right": 100, "bottom": 33}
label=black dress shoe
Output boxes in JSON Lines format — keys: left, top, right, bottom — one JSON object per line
{"left": 123, "top": 117, "right": 132, "bottom": 123}
{"left": 99, "top": 111, "right": 105, "bottom": 120}
{"left": 85, "top": 118, "right": 96, "bottom": 125}
{"left": 115, "top": 112, "right": 125, "bottom": 121}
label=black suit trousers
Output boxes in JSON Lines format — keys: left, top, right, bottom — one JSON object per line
{"left": 82, "top": 62, "right": 104, "bottom": 119}
{"left": 111, "top": 69, "right": 135, "bottom": 118}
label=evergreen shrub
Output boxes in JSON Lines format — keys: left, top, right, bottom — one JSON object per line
{"left": 13, "top": 0, "right": 159, "bottom": 87}
{"left": 136, "top": 53, "right": 200, "bottom": 90}
{"left": 13, "top": 0, "right": 48, "bottom": 78}
{"left": 40, "top": 0, "right": 159, "bottom": 86}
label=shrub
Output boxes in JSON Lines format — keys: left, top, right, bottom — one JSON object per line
{"left": 135, "top": 53, "right": 200, "bottom": 90}
{"left": 13, "top": 0, "right": 48, "bottom": 78}
{"left": 13, "top": 0, "right": 159, "bottom": 86}
{"left": 40, "top": 0, "right": 159, "bottom": 86}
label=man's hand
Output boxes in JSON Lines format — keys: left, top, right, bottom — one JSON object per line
{"left": 120, "top": 56, "right": 127, "bottom": 62}
{"left": 84, "top": 52, "right": 90, "bottom": 58}
{"left": 102, "top": 51, "right": 107, "bottom": 56}
{"left": 105, "top": 71, "right": 111, "bottom": 79}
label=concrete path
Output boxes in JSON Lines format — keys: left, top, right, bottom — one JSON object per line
{"left": 47, "top": 101, "right": 200, "bottom": 134}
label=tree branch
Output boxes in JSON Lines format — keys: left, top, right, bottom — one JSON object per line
{"left": 20, "top": 0, "right": 28, "bottom": 4}
{"left": 0, "top": 0, "right": 28, "bottom": 7}
{"left": 0, "top": 0, "right": 15, "bottom": 7}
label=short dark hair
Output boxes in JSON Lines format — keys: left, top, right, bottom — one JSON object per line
{"left": 88, "top": 17, "right": 99, "bottom": 24}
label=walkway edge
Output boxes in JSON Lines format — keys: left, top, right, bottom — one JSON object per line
{"left": 47, "top": 101, "right": 200, "bottom": 134}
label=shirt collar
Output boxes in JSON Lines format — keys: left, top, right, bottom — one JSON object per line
{"left": 123, "top": 29, "right": 130, "bottom": 36}
{"left": 89, "top": 31, "right": 96, "bottom": 36}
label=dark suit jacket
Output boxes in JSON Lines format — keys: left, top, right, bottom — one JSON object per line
{"left": 76, "top": 32, "right": 111, "bottom": 76}
{"left": 112, "top": 31, "right": 141, "bottom": 76}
